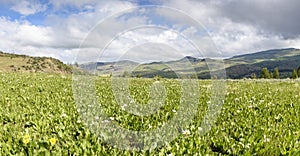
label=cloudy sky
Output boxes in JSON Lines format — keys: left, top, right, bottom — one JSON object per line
{"left": 0, "top": 0, "right": 299, "bottom": 63}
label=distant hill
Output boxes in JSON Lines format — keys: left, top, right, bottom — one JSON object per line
{"left": 0, "top": 51, "right": 72, "bottom": 74}
{"left": 3, "top": 48, "right": 299, "bottom": 78}
{"left": 81, "top": 48, "right": 300, "bottom": 79}
{"left": 225, "top": 48, "right": 300, "bottom": 78}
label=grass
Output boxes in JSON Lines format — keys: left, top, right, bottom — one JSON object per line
{"left": 0, "top": 52, "right": 72, "bottom": 73}
{"left": 0, "top": 56, "right": 30, "bottom": 72}
{"left": 0, "top": 73, "right": 299, "bottom": 155}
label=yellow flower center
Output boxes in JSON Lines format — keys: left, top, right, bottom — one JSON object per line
{"left": 23, "top": 138, "right": 30, "bottom": 144}
{"left": 23, "top": 134, "right": 30, "bottom": 139}
{"left": 49, "top": 138, "right": 57, "bottom": 145}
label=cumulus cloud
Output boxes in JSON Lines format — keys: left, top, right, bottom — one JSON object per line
{"left": 96, "top": 28, "right": 197, "bottom": 63}
{"left": 10, "top": 0, "right": 47, "bottom": 16}
{"left": 212, "top": 0, "right": 300, "bottom": 38}
{"left": 159, "top": 0, "right": 300, "bottom": 56}
{"left": 0, "top": 17, "right": 52, "bottom": 48}
{"left": 0, "top": 0, "right": 300, "bottom": 63}
{"left": 0, "top": 0, "right": 139, "bottom": 62}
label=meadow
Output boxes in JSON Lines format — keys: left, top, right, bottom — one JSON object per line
{"left": 0, "top": 73, "right": 299, "bottom": 155}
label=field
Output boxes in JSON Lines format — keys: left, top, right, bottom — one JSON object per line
{"left": 0, "top": 73, "right": 299, "bottom": 155}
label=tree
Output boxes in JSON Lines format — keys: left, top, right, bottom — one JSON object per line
{"left": 273, "top": 67, "right": 279, "bottom": 79}
{"left": 154, "top": 75, "right": 163, "bottom": 81}
{"left": 74, "top": 62, "right": 79, "bottom": 67}
{"left": 190, "top": 74, "right": 198, "bottom": 79}
{"left": 260, "top": 68, "right": 270, "bottom": 79}
{"left": 122, "top": 71, "right": 129, "bottom": 77}
{"left": 297, "top": 67, "right": 300, "bottom": 77}
{"left": 292, "top": 69, "right": 298, "bottom": 79}
{"left": 270, "top": 72, "right": 273, "bottom": 79}
{"left": 251, "top": 73, "right": 257, "bottom": 79}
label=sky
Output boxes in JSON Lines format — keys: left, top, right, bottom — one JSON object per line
{"left": 0, "top": 0, "right": 300, "bottom": 63}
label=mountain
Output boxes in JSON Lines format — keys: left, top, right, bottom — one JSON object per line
{"left": 0, "top": 51, "right": 72, "bottom": 74}
{"left": 85, "top": 48, "right": 300, "bottom": 79}
{"left": 225, "top": 48, "right": 300, "bottom": 78}
{"left": 3, "top": 48, "right": 299, "bottom": 78}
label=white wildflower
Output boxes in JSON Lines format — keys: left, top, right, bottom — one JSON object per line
{"left": 121, "top": 104, "right": 127, "bottom": 110}
{"left": 182, "top": 130, "right": 191, "bottom": 136}
{"left": 102, "top": 120, "right": 110, "bottom": 123}
{"left": 264, "top": 135, "right": 270, "bottom": 142}
{"left": 153, "top": 81, "right": 160, "bottom": 84}
{"left": 61, "top": 113, "right": 67, "bottom": 118}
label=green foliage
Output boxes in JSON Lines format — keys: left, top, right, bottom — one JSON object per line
{"left": 0, "top": 73, "right": 299, "bottom": 155}
{"left": 0, "top": 51, "right": 72, "bottom": 74}
{"left": 74, "top": 62, "right": 79, "bottom": 67}
{"left": 297, "top": 67, "right": 300, "bottom": 77}
{"left": 270, "top": 72, "right": 273, "bottom": 79}
{"left": 292, "top": 69, "right": 298, "bottom": 79}
{"left": 251, "top": 73, "right": 257, "bottom": 79}
{"left": 260, "top": 68, "right": 270, "bottom": 79}
{"left": 154, "top": 75, "right": 163, "bottom": 81}
{"left": 122, "top": 71, "right": 130, "bottom": 77}
{"left": 273, "top": 67, "right": 279, "bottom": 79}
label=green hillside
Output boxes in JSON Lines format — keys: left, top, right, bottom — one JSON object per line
{"left": 2, "top": 48, "right": 299, "bottom": 78}
{"left": 85, "top": 48, "right": 300, "bottom": 79}
{"left": 225, "top": 48, "right": 300, "bottom": 78}
{"left": 0, "top": 51, "right": 72, "bottom": 74}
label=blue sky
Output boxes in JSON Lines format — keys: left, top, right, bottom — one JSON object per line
{"left": 0, "top": 0, "right": 299, "bottom": 63}
{"left": 0, "top": 0, "right": 159, "bottom": 26}
{"left": 0, "top": 0, "right": 48, "bottom": 24}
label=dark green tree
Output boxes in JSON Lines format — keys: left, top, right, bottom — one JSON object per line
{"left": 273, "top": 67, "right": 279, "bottom": 79}
{"left": 270, "top": 72, "right": 273, "bottom": 79}
{"left": 292, "top": 69, "right": 298, "bottom": 79}
{"left": 297, "top": 67, "right": 300, "bottom": 77}
{"left": 260, "top": 67, "right": 270, "bottom": 79}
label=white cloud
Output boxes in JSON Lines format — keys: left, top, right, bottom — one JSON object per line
{"left": 1, "top": 0, "right": 300, "bottom": 63}
{"left": 158, "top": 0, "right": 300, "bottom": 57}
{"left": 1, "top": 0, "right": 140, "bottom": 63}
{"left": 48, "top": 0, "right": 98, "bottom": 9}
{"left": 10, "top": 0, "right": 47, "bottom": 16}
{"left": 0, "top": 17, "right": 51, "bottom": 47}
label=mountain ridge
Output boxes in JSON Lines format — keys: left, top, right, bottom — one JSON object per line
{"left": 1, "top": 48, "right": 299, "bottom": 78}
{"left": 85, "top": 48, "right": 300, "bottom": 79}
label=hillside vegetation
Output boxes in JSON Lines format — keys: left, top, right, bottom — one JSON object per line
{"left": 2, "top": 48, "right": 300, "bottom": 78}
{"left": 225, "top": 48, "right": 300, "bottom": 78}
{"left": 0, "top": 51, "right": 72, "bottom": 74}
{"left": 0, "top": 73, "right": 299, "bottom": 155}
{"left": 85, "top": 48, "right": 300, "bottom": 79}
